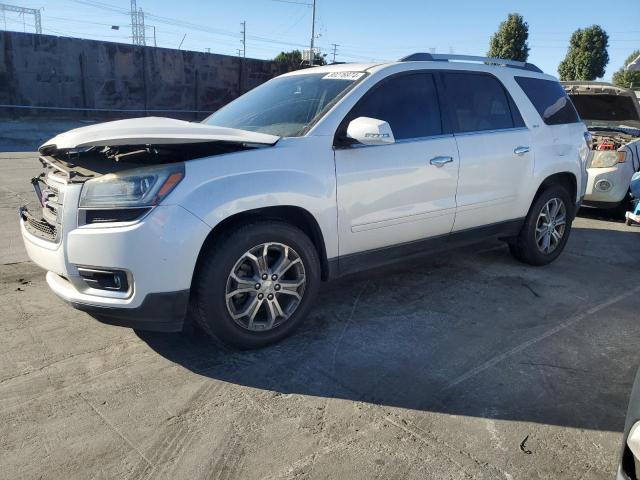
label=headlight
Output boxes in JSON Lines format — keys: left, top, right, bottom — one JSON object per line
{"left": 590, "top": 150, "right": 626, "bottom": 168}
{"left": 79, "top": 163, "right": 185, "bottom": 208}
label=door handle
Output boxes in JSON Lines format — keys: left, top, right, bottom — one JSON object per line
{"left": 514, "top": 146, "right": 530, "bottom": 156}
{"left": 429, "top": 156, "right": 453, "bottom": 167}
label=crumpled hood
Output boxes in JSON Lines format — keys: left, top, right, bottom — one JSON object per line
{"left": 39, "top": 116, "right": 280, "bottom": 152}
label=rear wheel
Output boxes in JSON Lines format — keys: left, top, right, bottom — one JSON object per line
{"left": 192, "top": 221, "right": 320, "bottom": 349}
{"left": 509, "top": 185, "right": 573, "bottom": 266}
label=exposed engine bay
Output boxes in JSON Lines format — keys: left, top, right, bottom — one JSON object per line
{"left": 39, "top": 141, "right": 257, "bottom": 183}
{"left": 588, "top": 129, "right": 637, "bottom": 151}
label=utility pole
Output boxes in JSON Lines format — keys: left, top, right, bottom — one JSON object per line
{"left": 0, "top": 3, "right": 41, "bottom": 33}
{"left": 331, "top": 43, "right": 338, "bottom": 63}
{"left": 152, "top": 25, "right": 156, "bottom": 47}
{"left": 309, "top": 0, "right": 316, "bottom": 66}
{"left": 240, "top": 21, "right": 246, "bottom": 58}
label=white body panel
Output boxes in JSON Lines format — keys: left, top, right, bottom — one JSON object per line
{"left": 452, "top": 128, "right": 533, "bottom": 231}
{"left": 21, "top": 57, "right": 588, "bottom": 317}
{"left": 22, "top": 204, "right": 210, "bottom": 309}
{"left": 41, "top": 116, "right": 279, "bottom": 150}
{"left": 335, "top": 136, "right": 459, "bottom": 255}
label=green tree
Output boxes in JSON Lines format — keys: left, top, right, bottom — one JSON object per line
{"left": 558, "top": 26, "right": 609, "bottom": 81}
{"left": 612, "top": 50, "right": 640, "bottom": 90}
{"left": 274, "top": 49, "right": 326, "bottom": 70}
{"left": 487, "top": 13, "right": 530, "bottom": 62}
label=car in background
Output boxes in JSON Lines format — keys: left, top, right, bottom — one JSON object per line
{"left": 562, "top": 82, "right": 640, "bottom": 213}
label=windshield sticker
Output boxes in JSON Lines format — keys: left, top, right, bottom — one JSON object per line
{"left": 322, "top": 72, "right": 365, "bottom": 80}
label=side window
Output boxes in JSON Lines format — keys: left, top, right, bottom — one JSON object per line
{"left": 443, "top": 72, "right": 516, "bottom": 133}
{"left": 347, "top": 73, "right": 442, "bottom": 140}
{"left": 514, "top": 76, "right": 580, "bottom": 125}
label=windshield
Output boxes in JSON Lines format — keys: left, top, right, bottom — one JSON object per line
{"left": 568, "top": 94, "right": 640, "bottom": 126}
{"left": 203, "top": 72, "right": 364, "bottom": 137}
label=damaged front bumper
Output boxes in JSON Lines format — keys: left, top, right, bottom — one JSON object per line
{"left": 20, "top": 167, "right": 211, "bottom": 332}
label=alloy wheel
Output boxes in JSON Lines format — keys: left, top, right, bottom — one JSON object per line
{"left": 225, "top": 242, "right": 306, "bottom": 331}
{"left": 535, "top": 197, "right": 567, "bottom": 254}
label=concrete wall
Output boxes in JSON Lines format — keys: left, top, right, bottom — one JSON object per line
{"left": 0, "top": 31, "right": 289, "bottom": 121}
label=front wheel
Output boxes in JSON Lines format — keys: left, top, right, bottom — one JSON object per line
{"left": 509, "top": 185, "right": 573, "bottom": 266}
{"left": 192, "top": 221, "right": 320, "bottom": 349}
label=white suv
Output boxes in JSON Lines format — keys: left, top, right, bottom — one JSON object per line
{"left": 20, "top": 53, "right": 589, "bottom": 348}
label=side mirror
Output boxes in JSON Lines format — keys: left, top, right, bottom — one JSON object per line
{"left": 346, "top": 117, "right": 395, "bottom": 146}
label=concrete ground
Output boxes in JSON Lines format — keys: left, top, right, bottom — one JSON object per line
{"left": 2, "top": 152, "right": 640, "bottom": 480}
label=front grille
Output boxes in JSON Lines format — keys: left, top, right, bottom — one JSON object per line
{"left": 22, "top": 208, "right": 58, "bottom": 241}
{"left": 22, "top": 166, "right": 66, "bottom": 243}
{"left": 42, "top": 176, "right": 63, "bottom": 225}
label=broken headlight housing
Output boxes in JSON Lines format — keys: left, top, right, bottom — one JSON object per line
{"left": 79, "top": 163, "right": 185, "bottom": 209}
{"left": 590, "top": 150, "right": 626, "bottom": 169}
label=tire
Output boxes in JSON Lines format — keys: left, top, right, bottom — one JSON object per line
{"left": 509, "top": 184, "right": 574, "bottom": 266}
{"left": 192, "top": 221, "right": 320, "bottom": 349}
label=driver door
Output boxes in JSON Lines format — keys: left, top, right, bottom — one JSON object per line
{"left": 334, "top": 72, "right": 459, "bottom": 258}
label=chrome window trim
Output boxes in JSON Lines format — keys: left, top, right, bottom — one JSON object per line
{"left": 453, "top": 126, "right": 529, "bottom": 138}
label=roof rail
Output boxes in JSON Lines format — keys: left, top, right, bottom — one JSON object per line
{"left": 399, "top": 53, "right": 543, "bottom": 73}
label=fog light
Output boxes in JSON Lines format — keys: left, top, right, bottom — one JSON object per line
{"left": 77, "top": 267, "right": 129, "bottom": 292}
{"left": 595, "top": 179, "right": 612, "bottom": 192}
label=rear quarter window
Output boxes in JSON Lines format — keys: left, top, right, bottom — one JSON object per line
{"left": 515, "top": 77, "right": 580, "bottom": 125}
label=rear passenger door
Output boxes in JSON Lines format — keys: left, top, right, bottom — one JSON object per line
{"left": 441, "top": 72, "right": 533, "bottom": 231}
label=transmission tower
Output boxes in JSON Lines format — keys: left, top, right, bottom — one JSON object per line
{"left": 130, "top": 0, "right": 145, "bottom": 46}
{"left": 0, "top": 3, "right": 42, "bottom": 34}
{"left": 138, "top": 8, "right": 146, "bottom": 46}
{"left": 240, "top": 21, "right": 246, "bottom": 58}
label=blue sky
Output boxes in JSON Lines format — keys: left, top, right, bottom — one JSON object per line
{"left": 5, "top": 0, "right": 639, "bottom": 80}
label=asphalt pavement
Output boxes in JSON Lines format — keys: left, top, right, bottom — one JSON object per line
{"left": 2, "top": 152, "right": 640, "bottom": 479}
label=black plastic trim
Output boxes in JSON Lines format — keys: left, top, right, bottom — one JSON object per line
{"left": 327, "top": 218, "right": 524, "bottom": 279}
{"left": 66, "top": 289, "right": 190, "bottom": 332}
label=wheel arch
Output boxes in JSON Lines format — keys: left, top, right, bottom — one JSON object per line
{"left": 534, "top": 172, "right": 578, "bottom": 216}
{"left": 192, "top": 206, "right": 331, "bottom": 286}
